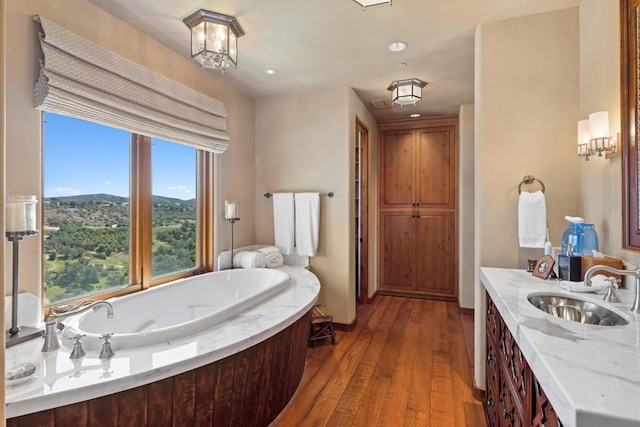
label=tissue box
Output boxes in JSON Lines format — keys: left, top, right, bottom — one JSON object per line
{"left": 581, "top": 255, "right": 624, "bottom": 284}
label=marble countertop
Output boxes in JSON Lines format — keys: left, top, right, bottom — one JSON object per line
{"left": 5, "top": 266, "right": 320, "bottom": 419}
{"left": 481, "top": 267, "right": 640, "bottom": 427}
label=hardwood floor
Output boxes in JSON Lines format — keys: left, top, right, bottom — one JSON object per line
{"left": 271, "top": 296, "right": 486, "bottom": 427}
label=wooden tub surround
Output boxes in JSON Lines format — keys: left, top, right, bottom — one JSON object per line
{"left": 8, "top": 312, "right": 311, "bottom": 427}
{"left": 5, "top": 266, "right": 320, "bottom": 426}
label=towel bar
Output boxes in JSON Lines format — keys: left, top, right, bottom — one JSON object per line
{"left": 518, "top": 175, "right": 545, "bottom": 194}
{"left": 264, "top": 192, "right": 334, "bottom": 198}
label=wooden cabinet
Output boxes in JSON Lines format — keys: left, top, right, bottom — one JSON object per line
{"left": 378, "top": 117, "right": 457, "bottom": 299}
{"left": 380, "top": 126, "right": 456, "bottom": 210}
{"left": 485, "top": 294, "right": 563, "bottom": 427}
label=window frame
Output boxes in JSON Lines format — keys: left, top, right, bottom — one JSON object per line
{"left": 42, "top": 120, "right": 214, "bottom": 308}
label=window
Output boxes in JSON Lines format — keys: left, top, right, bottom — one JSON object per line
{"left": 151, "top": 138, "right": 197, "bottom": 278}
{"left": 43, "top": 113, "right": 211, "bottom": 306}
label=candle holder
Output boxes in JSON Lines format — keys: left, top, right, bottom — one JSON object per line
{"left": 225, "top": 217, "right": 240, "bottom": 269}
{"left": 6, "top": 230, "right": 44, "bottom": 347}
{"left": 224, "top": 200, "right": 240, "bottom": 269}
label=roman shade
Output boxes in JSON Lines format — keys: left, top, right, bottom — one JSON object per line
{"left": 33, "top": 15, "right": 230, "bottom": 153}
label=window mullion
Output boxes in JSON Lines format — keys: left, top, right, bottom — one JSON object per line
{"left": 131, "top": 134, "right": 153, "bottom": 289}
{"left": 197, "top": 151, "right": 214, "bottom": 272}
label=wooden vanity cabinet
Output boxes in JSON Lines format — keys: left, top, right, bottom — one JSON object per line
{"left": 485, "top": 294, "right": 563, "bottom": 427}
{"left": 378, "top": 117, "right": 457, "bottom": 299}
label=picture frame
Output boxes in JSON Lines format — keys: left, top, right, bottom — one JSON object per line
{"left": 532, "top": 255, "right": 555, "bottom": 280}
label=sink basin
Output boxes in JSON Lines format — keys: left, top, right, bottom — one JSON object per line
{"left": 527, "top": 293, "right": 629, "bottom": 326}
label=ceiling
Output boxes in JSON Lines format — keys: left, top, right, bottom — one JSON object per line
{"left": 88, "top": 0, "right": 580, "bottom": 122}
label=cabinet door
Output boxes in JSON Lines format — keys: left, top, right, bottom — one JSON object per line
{"left": 416, "top": 127, "right": 456, "bottom": 209}
{"left": 498, "top": 366, "right": 525, "bottom": 427}
{"left": 381, "top": 131, "right": 415, "bottom": 208}
{"left": 532, "top": 378, "right": 563, "bottom": 427}
{"left": 414, "top": 211, "right": 455, "bottom": 296}
{"left": 380, "top": 212, "right": 414, "bottom": 291}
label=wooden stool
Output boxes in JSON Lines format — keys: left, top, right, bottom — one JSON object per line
{"left": 309, "top": 304, "right": 336, "bottom": 346}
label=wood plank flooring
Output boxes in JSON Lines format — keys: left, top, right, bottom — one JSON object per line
{"left": 271, "top": 296, "right": 486, "bottom": 427}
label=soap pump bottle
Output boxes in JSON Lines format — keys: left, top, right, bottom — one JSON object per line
{"left": 544, "top": 228, "right": 553, "bottom": 256}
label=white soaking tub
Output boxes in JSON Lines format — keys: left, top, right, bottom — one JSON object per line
{"left": 61, "top": 268, "right": 291, "bottom": 351}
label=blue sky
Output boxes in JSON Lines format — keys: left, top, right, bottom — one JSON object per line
{"left": 44, "top": 113, "right": 196, "bottom": 200}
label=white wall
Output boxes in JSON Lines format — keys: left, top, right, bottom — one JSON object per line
{"left": 579, "top": 0, "right": 637, "bottom": 265}
{"left": 255, "top": 88, "right": 377, "bottom": 325}
{"left": 459, "top": 104, "right": 474, "bottom": 309}
{"left": 474, "top": 7, "right": 580, "bottom": 389}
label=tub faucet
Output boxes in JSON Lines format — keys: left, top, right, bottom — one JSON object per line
{"left": 42, "top": 300, "right": 114, "bottom": 352}
{"left": 584, "top": 265, "right": 640, "bottom": 313}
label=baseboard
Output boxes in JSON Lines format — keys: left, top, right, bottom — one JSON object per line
{"left": 366, "top": 291, "right": 377, "bottom": 304}
{"left": 472, "top": 377, "right": 486, "bottom": 402}
{"left": 459, "top": 306, "right": 474, "bottom": 316}
{"left": 333, "top": 319, "right": 357, "bottom": 332}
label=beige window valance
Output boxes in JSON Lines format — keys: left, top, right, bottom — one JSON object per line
{"left": 33, "top": 15, "right": 230, "bottom": 154}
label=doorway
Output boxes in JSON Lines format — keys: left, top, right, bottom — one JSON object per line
{"left": 355, "top": 120, "right": 369, "bottom": 304}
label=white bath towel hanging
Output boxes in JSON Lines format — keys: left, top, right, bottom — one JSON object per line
{"left": 518, "top": 190, "right": 547, "bottom": 248}
{"left": 294, "top": 192, "right": 320, "bottom": 257}
{"left": 272, "top": 193, "right": 295, "bottom": 255}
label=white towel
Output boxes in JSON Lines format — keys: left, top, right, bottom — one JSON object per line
{"left": 294, "top": 192, "right": 320, "bottom": 256}
{"left": 264, "top": 252, "right": 284, "bottom": 268}
{"left": 273, "top": 193, "right": 295, "bottom": 255}
{"left": 518, "top": 191, "right": 547, "bottom": 248}
{"left": 256, "top": 246, "right": 280, "bottom": 255}
{"left": 233, "top": 251, "right": 267, "bottom": 269}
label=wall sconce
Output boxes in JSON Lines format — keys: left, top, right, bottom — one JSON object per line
{"left": 577, "top": 111, "right": 619, "bottom": 161}
{"left": 183, "top": 9, "right": 245, "bottom": 72}
{"left": 387, "top": 78, "right": 428, "bottom": 106}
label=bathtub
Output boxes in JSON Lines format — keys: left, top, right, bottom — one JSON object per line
{"left": 61, "top": 268, "right": 291, "bottom": 351}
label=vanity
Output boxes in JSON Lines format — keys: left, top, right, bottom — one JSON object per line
{"left": 481, "top": 267, "right": 640, "bottom": 427}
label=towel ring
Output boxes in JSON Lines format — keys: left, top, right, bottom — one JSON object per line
{"left": 518, "top": 175, "right": 545, "bottom": 194}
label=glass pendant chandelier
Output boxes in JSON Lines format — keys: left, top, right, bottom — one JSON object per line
{"left": 183, "top": 9, "right": 245, "bottom": 71}
{"left": 387, "top": 78, "right": 428, "bottom": 106}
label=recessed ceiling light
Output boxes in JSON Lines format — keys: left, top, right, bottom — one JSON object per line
{"left": 410, "top": 113, "right": 421, "bottom": 118}
{"left": 388, "top": 41, "right": 407, "bottom": 52}
{"left": 264, "top": 69, "right": 278, "bottom": 75}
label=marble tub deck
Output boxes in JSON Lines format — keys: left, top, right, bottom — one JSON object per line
{"left": 5, "top": 266, "right": 320, "bottom": 418}
{"left": 481, "top": 267, "right": 640, "bottom": 427}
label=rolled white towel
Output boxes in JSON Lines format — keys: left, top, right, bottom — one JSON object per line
{"left": 256, "top": 246, "right": 281, "bottom": 255}
{"left": 265, "top": 252, "right": 284, "bottom": 269}
{"left": 233, "top": 251, "right": 267, "bottom": 269}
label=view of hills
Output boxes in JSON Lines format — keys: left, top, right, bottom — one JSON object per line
{"left": 43, "top": 193, "right": 196, "bottom": 305}
{"left": 45, "top": 193, "right": 196, "bottom": 206}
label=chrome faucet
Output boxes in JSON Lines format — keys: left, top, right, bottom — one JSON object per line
{"left": 584, "top": 265, "right": 640, "bottom": 313}
{"left": 42, "top": 300, "right": 114, "bottom": 352}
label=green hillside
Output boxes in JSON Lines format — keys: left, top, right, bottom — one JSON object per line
{"left": 43, "top": 194, "right": 196, "bottom": 305}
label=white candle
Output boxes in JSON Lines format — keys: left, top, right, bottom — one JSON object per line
{"left": 224, "top": 200, "right": 239, "bottom": 220}
{"left": 6, "top": 195, "right": 37, "bottom": 232}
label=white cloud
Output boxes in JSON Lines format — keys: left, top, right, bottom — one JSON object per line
{"left": 168, "top": 185, "right": 192, "bottom": 194}
{"left": 104, "top": 180, "right": 111, "bottom": 185}
{"left": 51, "top": 187, "right": 83, "bottom": 196}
